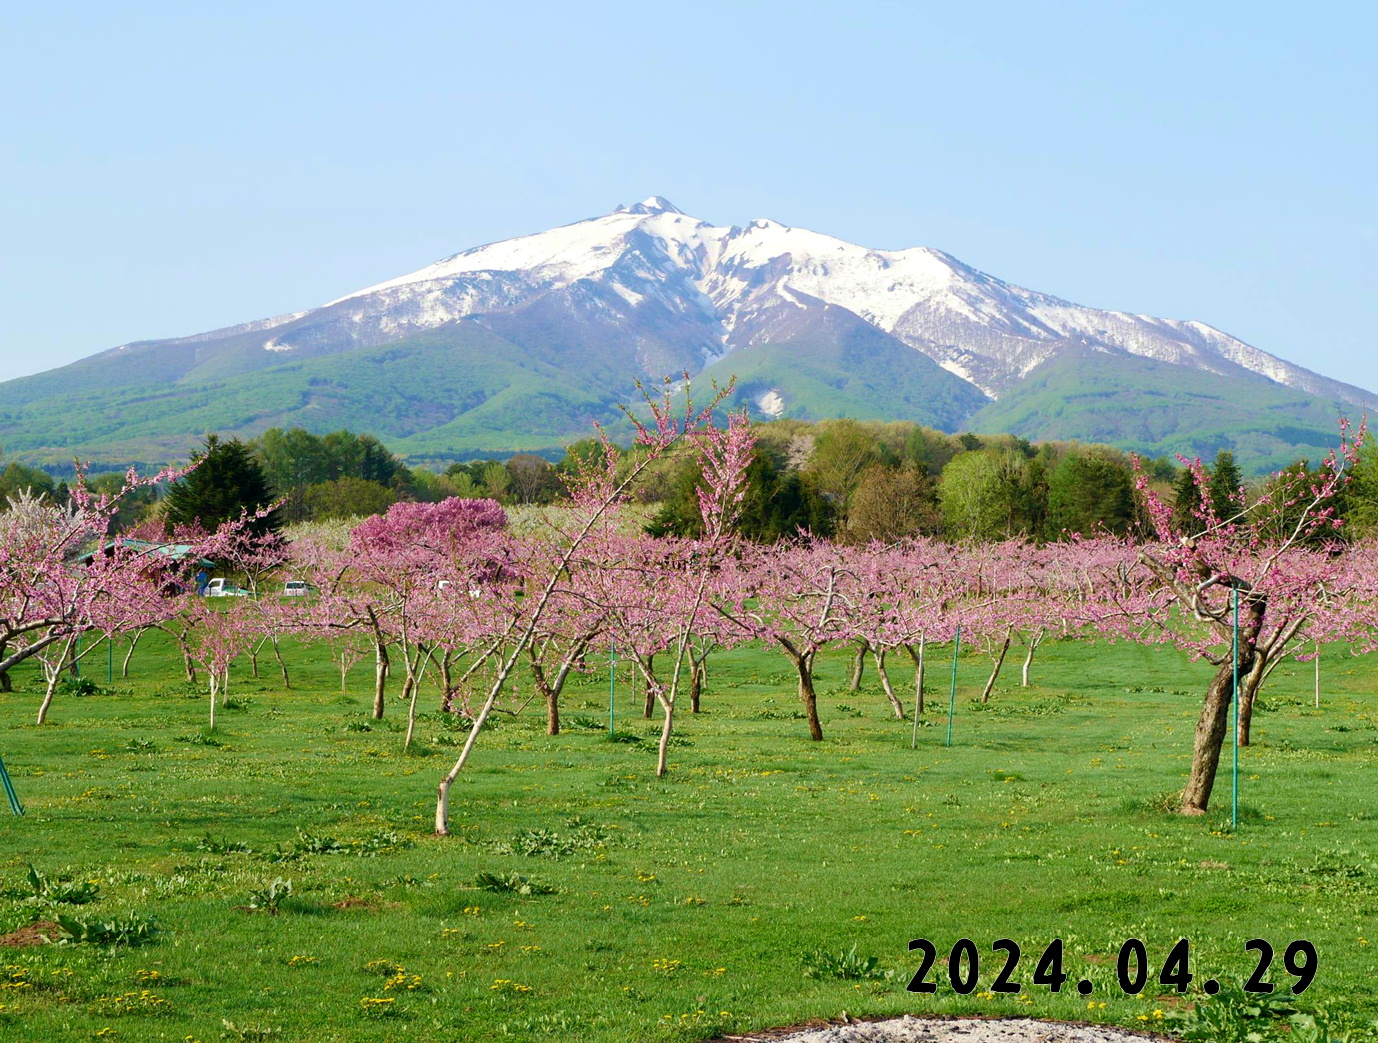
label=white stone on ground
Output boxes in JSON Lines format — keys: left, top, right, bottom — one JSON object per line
{"left": 723, "top": 1016, "right": 1170, "bottom": 1043}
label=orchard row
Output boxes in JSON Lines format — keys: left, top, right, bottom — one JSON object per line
{"left": 2, "top": 387, "right": 1370, "bottom": 835}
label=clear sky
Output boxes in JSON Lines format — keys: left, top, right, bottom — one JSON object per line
{"left": 1, "top": 1, "right": 1374, "bottom": 389}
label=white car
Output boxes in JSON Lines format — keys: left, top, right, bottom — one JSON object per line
{"left": 205, "top": 578, "right": 248, "bottom": 597}
{"left": 282, "top": 580, "right": 312, "bottom": 597}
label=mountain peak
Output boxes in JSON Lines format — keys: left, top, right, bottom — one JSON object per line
{"left": 614, "top": 195, "right": 684, "bottom": 216}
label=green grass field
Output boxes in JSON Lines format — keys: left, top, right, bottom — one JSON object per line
{"left": 1, "top": 634, "right": 1375, "bottom": 1042}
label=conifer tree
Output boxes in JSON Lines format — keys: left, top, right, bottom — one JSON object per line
{"left": 1170, "top": 465, "right": 1204, "bottom": 534}
{"left": 165, "top": 435, "right": 281, "bottom": 538}
{"left": 1207, "top": 450, "right": 1244, "bottom": 523}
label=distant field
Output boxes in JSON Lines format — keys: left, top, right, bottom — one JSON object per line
{"left": 1, "top": 634, "right": 1374, "bottom": 1042}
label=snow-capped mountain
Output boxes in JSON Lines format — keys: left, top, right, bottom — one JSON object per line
{"left": 236, "top": 194, "right": 1371, "bottom": 409}
{"left": 2, "top": 196, "right": 1371, "bottom": 473}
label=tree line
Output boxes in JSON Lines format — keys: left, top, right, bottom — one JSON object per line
{"left": 7, "top": 415, "right": 1378, "bottom": 545}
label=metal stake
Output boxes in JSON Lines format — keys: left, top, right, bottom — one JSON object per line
{"left": 0, "top": 754, "right": 23, "bottom": 816}
{"left": 945, "top": 626, "right": 961, "bottom": 748}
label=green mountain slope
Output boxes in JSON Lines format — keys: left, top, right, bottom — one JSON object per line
{"left": 696, "top": 328, "right": 990, "bottom": 428}
{"left": 967, "top": 348, "right": 1356, "bottom": 472}
{"left": 0, "top": 313, "right": 991, "bottom": 471}
{"left": 0, "top": 320, "right": 1359, "bottom": 476}
{"left": 0, "top": 323, "right": 622, "bottom": 471}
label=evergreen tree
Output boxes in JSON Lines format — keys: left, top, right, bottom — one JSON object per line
{"left": 1207, "top": 450, "right": 1245, "bottom": 523}
{"left": 165, "top": 435, "right": 282, "bottom": 537}
{"left": 1341, "top": 440, "right": 1378, "bottom": 538}
{"left": 1169, "top": 465, "right": 1204, "bottom": 534}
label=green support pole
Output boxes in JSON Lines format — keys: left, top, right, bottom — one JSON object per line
{"left": 0, "top": 754, "right": 23, "bottom": 816}
{"left": 1232, "top": 588, "right": 1240, "bottom": 830}
{"left": 910, "top": 638, "right": 923, "bottom": 751}
{"left": 945, "top": 626, "right": 961, "bottom": 748}
{"left": 608, "top": 641, "right": 616, "bottom": 739}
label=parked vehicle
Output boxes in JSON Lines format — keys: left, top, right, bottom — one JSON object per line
{"left": 282, "top": 580, "right": 312, "bottom": 597}
{"left": 205, "top": 578, "right": 249, "bottom": 597}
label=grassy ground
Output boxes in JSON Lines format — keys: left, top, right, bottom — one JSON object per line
{"left": 0, "top": 633, "right": 1375, "bottom": 1042}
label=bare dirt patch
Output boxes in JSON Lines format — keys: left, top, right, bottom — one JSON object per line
{"left": 0, "top": 920, "right": 60, "bottom": 947}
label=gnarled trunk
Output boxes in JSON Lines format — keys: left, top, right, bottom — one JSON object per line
{"left": 795, "top": 651, "right": 824, "bottom": 741}
{"left": 871, "top": 647, "right": 905, "bottom": 718}
{"left": 689, "top": 661, "right": 703, "bottom": 714}
{"left": 529, "top": 645, "right": 562, "bottom": 736}
{"left": 1181, "top": 651, "right": 1254, "bottom": 814}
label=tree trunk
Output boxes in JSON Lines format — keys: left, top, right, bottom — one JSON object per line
{"left": 403, "top": 677, "right": 420, "bottom": 750}
{"left": 642, "top": 653, "right": 657, "bottom": 719}
{"left": 980, "top": 626, "right": 1014, "bottom": 704}
{"left": 904, "top": 637, "right": 927, "bottom": 716}
{"left": 437, "top": 651, "right": 453, "bottom": 708}
{"left": 1180, "top": 653, "right": 1255, "bottom": 814}
{"left": 122, "top": 629, "right": 145, "bottom": 680}
{"left": 208, "top": 670, "right": 218, "bottom": 731}
{"left": 1237, "top": 654, "right": 1268, "bottom": 747}
{"left": 271, "top": 636, "right": 290, "bottom": 690}
{"left": 180, "top": 639, "right": 197, "bottom": 685}
{"left": 656, "top": 697, "right": 675, "bottom": 777}
{"left": 436, "top": 647, "right": 523, "bottom": 834}
{"left": 528, "top": 645, "right": 561, "bottom": 736}
{"left": 795, "top": 652, "right": 824, "bottom": 741}
{"left": 1314, "top": 642, "right": 1320, "bottom": 709}
{"left": 1020, "top": 628, "right": 1044, "bottom": 687}
{"left": 871, "top": 647, "right": 905, "bottom": 718}
{"left": 689, "top": 661, "right": 703, "bottom": 714}
{"left": 0, "top": 670, "right": 9, "bottom": 693}
{"left": 37, "top": 672, "right": 58, "bottom": 726}
{"left": 849, "top": 641, "right": 868, "bottom": 691}
{"left": 372, "top": 638, "right": 389, "bottom": 720}
{"left": 37, "top": 634, "right": 79, "bottom": 725}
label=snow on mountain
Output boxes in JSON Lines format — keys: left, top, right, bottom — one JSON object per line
{"left": 237, "top": 195, "right": 1375, "bottom": 412}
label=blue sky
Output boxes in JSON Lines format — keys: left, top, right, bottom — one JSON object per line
{"left": 1, "top": 1, "right": 1374, "bottom": 389}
